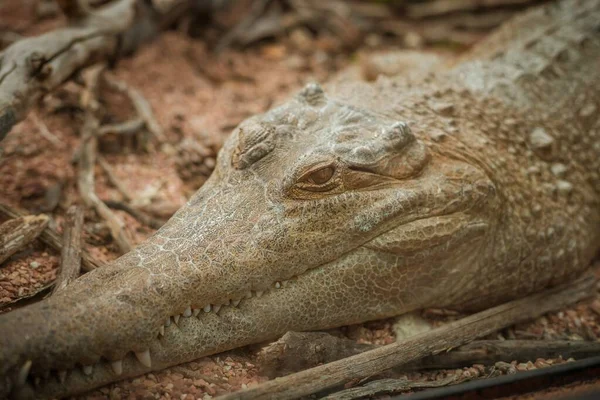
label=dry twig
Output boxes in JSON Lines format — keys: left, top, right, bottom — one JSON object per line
{"left": 98, "top": 118, "right": 145, "bottom": 137}
{"left": 103, "top": 73, "right": 165, "bottom": 142}
{"left": 77, "top": 65, "right": 133, "bottom": 254}
{"left": 97, "top": 155, "right": 135, "bottom": 201}
{"left": 0, "top": 0, "right": 138, "bottom": 141}
{"left": 407, "top": 339, "right": 600, "bottom": 370}
{"left": 257, "top": 331, "right": 375, "bottom": 378}
{"left": 103, "top": 200, "right": 166, "bottom": 230}
{"left": 220, "top": 274, "right": 596, "bottom": 400}
{"left": 52, "top": 205, "right": 84, "bottom": 294}
{"left": 30, "top": 112, "right": 63, "bottom": 148}
{"left": 322, "top": 375, "right": 463, "bottom": 400}
{"left": 78, "top": 114, "right": 133, "bottom": 254}
{"left": 0, "top": 214, "right": 49, "bottom": 265}
{"left": 0, "top": 203, "right": 103, "bottom": 271}
{"left": 258, "top": 331, "right": 600, "bottom": 378}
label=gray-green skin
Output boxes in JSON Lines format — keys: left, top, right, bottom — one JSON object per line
{"left": 1, "top": 1, "right": 600, "bottom": 398}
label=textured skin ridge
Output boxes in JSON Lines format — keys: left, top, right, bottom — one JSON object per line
{"left": 1, "top": 1, "right": 599, "bottom": 398}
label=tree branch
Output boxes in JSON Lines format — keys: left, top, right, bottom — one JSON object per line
{"left": 0, "top": 214, "right": 49, "bottom": 265}
{"left": 0, "top": 203, "right": 103, "bottom": 271}
{"left": 222, "top": 274, "right": 596, "bottom": 400}
{"left": 52, "top": 205, "right": 84, "bottom": 294}
{"left": 0, "top": 0, "right": 137, "bottom": 142}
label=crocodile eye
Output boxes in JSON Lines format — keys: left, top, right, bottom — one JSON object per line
{"left": 302, "top": 166, "right": 335, "bottom": 185}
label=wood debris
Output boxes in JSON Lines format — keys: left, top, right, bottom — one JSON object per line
{"left": 221, "top": 274, "right": 596, "bottom": 399}
{"left": 0, "top": 203, "right": 103, "bottom": 272}
{"left": 0, "top": 214, "right": 49, "bottom": 265}
{"left": 52, "top": 205, "right": 84, "bottom": 294}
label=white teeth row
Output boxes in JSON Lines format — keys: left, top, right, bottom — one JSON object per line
{"left": 157, "top": 283, "right": 282, "bottom": 338}
{"left": 18, "top": 283, "right": 285, "bottom": 387}
{"left": 19, "top": 348, "right": 153, "bottom": 386}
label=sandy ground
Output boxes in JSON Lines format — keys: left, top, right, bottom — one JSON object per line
{"left": 1, "top": 1, "right": 599, "bottom": 399}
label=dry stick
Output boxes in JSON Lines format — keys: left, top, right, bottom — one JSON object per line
{"left": 52, "top": 205, "right": 84, "bottom": 294}
{"left": 323, "top": 376, "right": 463, "bottom": 400}
{"left": 97, "top": 155, "right": 166, "bottom": 229}
{"left": 257, "top": 331, "right": 376, "bottom": 378}
{"left": 0, "top": 0, "right": 137, "bottom": 141}
{"left": 76, "top": 64, "right": 133, "bottom": 254}
{"left": 0, "top": 214, "right": 49, "bottom": 265}
{"left": 220, "top": 274, "right": 596, "bottom": 400}
{"left": 0, "top": 203, "right": 103, "bottom": 271}
{"left": 98, "top": 118, "right": 145, "bottom": 137}
{"left": 103, "top": 200, "right": 166, "bottom": 230}
{"left": 78, "top": 114, "right": 133, "bottom": 254}
{"left": 30, "top": 112, "right": 63, "bottom": 148}
{"left": 103, "top": 73, "right": 165, "bottom": 141}
{"left": 406, "top": 339, "right": 600, "bottom": 370}
{"left": 97, "top": 155, "right": 135, "bottom": 201}
{"left": 257, "top": 331, "right": 600, "bottom": 378}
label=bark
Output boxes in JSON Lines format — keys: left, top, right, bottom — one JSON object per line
{"left": 52, "top": 205, "right": 84, "bottom": 294}
{"left": 0, "top": 215, "right": 49, "bottom": 265}
{"left": 221, "top": 274, "right": 596, "bottom": 400}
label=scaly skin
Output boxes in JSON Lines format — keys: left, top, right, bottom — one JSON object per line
{"left": 1, "top": 1, "right": 599, "bottom": 398}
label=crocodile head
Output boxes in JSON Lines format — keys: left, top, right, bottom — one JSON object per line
{"left": 0, "top": 83, "right": 497, "bottom": 398}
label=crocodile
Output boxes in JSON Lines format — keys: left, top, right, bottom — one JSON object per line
{"left": 1, "top": 1, "right": 599, "bottom": 398}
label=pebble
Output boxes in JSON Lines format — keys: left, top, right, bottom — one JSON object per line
{"left": 556, "top": 180, "right": 573, "bottom": 195}
{"left": 29, "top": 261, "right": 40, "bottom": 269}
{"left": 529, "top": 127, "right": 554, "bottom": 150}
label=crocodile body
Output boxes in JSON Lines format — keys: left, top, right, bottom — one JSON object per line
{"left": 1, "top": 1, "right": 599, "bottom": 398}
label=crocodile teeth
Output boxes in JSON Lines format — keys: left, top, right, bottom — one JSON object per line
{"left": 165, "top": 317, "right": 171, "bottom": 327}
{"left": 173, "top": 315, "right": 180, "bottom": 325}
{"left": 58, "top": 370, "right": 67, "bottom": 384}
{"left": 135, "top": 350, "right": 152, "bottom": 368}
{"left": 255, "top": 291, "right": 264, "bottom": 297}
{"left": 203, "top": 304, "right": 211, "bottom": 313}
{"left": 17, "top": 360, "right": 32, "bottom": 385}
{"left": 82, "top": 365, "right": 93, "bottom": 375}
{"left": 275, "top": 281, "right": 281, "bottom": 289}
{"left": 245, "top": 292, "right": 252, "bottom": 299}
{"left": 111, "top": 360, "right": 123, "bottom": 375}
{"left": 193, "top": 308, "right": 201, "bottom": 317}
{"left": 34, "top": 376, "right": 41, "bottom": 386}
{"left": 183, "top": 306, "right": 192, "bottom": 317}
{"left": 159, "top": 325, "right": 165, "bottom": 336}
{"left": 232, "top": 299, "right": 241, "bottom": 307}
{"left": 223, "top": 299, "right": 231, "bottom": 306}
{"left": 213, "top": 305, "right": 221, "bottom": 313}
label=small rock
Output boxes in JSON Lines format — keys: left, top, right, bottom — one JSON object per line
{"left": 534, "top": 358, "right": 551, "bottom": 368}
{"left": 285, "top": 54, "right": 308, "bottom": 71}
{"left": 551, "top": 163, "right": 568, "bottom": 177}
{"left": 288, "top": 28, "right": 313, "bottom": 54}
{"left": 556, "top": 180, "right": 573, "bottom": 195}
{"left": 431, "top": 101, "right": 455, "bottom": 116}
{"left": 404, "top": 31, "right": 424, "bottom": 48}
{"left": 29, "top": 261, "right": 40, "bottom": 269}
{"left": 529, "top": 127, "right": 554, "bottom": 150}
{"left": 365, "top": 33, "right": 382, "bottom": 48}
{"left": 260, "top": 44, "right": 286, "bottom": 61}
{"left": 494, "top": 361, "right": 516, "bottom": 374}
{"left": 579, "top": 104, "right": 596, "bottom": 118}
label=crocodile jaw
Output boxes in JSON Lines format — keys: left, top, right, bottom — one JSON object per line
{"left": 2, "top": 216, "right": 488, "bottom": 399}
